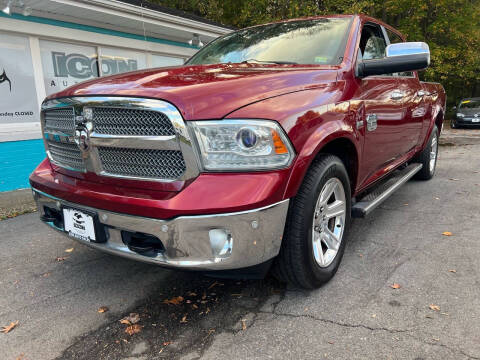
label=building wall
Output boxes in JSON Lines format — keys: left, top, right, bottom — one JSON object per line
{"left": 0, "top": 12, "right": 199, "bottom": 192}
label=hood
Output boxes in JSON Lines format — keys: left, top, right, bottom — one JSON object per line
{"left": 46, "top": 64, "right": 338, "bottom": 120}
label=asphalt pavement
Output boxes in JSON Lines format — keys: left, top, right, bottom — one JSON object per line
{"left": 1, "top": 128, "right": 479, "bottom": 360}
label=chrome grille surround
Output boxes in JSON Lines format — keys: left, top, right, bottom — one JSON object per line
{"left": 41, "top": 97, "right": 199, "bottom": 182}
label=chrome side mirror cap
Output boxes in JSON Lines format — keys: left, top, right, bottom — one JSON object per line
{"left": 357, "top": 41, "right": 430, "bottom": 78}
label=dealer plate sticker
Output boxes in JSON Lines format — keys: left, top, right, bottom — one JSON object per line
{"left": 472, "top": 118, "right": 480, "bottom": 123}
{"left": 63, "top": 208, "right": 96, "bottom": 242}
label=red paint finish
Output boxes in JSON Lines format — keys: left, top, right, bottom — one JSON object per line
{"left": 32, "top": 14, "right": 446, "bottom": 217}
{"left": 30, "top": 158, "right": 291, "bottom": 219}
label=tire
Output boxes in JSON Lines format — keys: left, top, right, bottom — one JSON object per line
{"left": 272, "top": 154, "right": 351, "bottom": 289}
{"left": 414, "top": 126, "right": 438, "bottom": 180}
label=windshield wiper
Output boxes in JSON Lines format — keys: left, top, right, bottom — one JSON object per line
{"left": 241, "top": 59, "right": 297, "bottom": 65}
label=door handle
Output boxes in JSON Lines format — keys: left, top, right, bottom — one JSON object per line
{"left": 390, "top": 90, "right": 404, "bottom": 100}
{"left": 417, "top": 90, "right": 429, "bottom": 97}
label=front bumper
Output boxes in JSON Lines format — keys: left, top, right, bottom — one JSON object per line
{"left": 32, "top": 188, "right": 289, "bottom": 270}
{"left": 455, "top": 117, "right": 480, "bottom": 126}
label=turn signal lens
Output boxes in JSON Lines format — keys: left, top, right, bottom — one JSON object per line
{"left": 272, "top": 129, "right": 288, "bottom": 154}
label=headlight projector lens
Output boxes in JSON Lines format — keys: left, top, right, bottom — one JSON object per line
{"left": 237, "top": 127, "right": 258, "bottom": 149}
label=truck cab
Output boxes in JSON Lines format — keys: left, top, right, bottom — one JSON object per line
{"left": 30, "top": 15, "right": 445, "bottom": 289}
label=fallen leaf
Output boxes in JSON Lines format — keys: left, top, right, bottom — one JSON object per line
{"left": 1, "top": 320, "right": 19, "bottom": 334}
{"left": 449, "top": 178, "right": 460, "bottom": 181}
{"left": 241, "top": 319, "right": 247, "bottom": 331}
{"left": 327, "top": 341, "right": 334, "bottom": 345}
{"left": 163, "top": 341, "right": 172, "bottom": 346}
{"left": 163, "top": 296, "right": 184, "bottom": 305}
{"left": 390, "top": 283, "right": 401, "bottom": 289}
{"left": 125, "top": 324, "right": 142, "bottom": 336}
{"left": 180, "top": 315, "right": 188, "bottom": 323}
{"left": 442, "top": 232, "right": 453, "bottom": 236}
{"left": 65, "top": 248, "right": 74, "bottom": 253}
{"left": 98, "top": 306, "right": 109, "bottom": 313}
{"left": 192, "top": 304, "right": 199, "bottom": 309}
{"left": 42, "top": 272, "right": 50, "bottom": 278}
{"left": 208, "top": 281, "right": 221, "bottom": 290}
{"left": 187, "top": 292, "right": 197, "bottom": 297}
{"left": 16, "top": 353, "right": 25, "bottom": 360}
{"left": 205, "top": 307, "right": 211, "bottom": 314}
{"left": 358, "top": 253, "right": 363, "bottom": 257}
{"left": 55, "top": 256, "right": 68, "bottom": 262}
{"left": 440, "top": 312, "right": 449, "bottom": 316}
{"left": 429, "top": 304, "right": 440, "bottom": 311}
{"left": 403, "top": 203, "right": 409, "bottom": 206}
{"left": 448, "top": 269, "right": 457, "bottom": 273}
{"left": 120, "top": 313, "right": 140, "bottom": 325}
{"left": 371, "top": 314, "right": 376, "bottom": 318}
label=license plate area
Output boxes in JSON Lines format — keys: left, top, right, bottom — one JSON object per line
{"left": 62, "top": 207, "right": 106, "bottom": 243}
{"left": 472, "top": 118, "right": 480, "bottom": 123}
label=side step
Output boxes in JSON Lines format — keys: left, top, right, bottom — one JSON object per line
{"left": 352, "top": 163, "right": 423, "bottom": 218}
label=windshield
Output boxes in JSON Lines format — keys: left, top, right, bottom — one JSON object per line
{"left": 459, "top": 99, "right": 480, "bottom": 110}
{"left": 187, "top": 17, "right": 353, "bottom": 66}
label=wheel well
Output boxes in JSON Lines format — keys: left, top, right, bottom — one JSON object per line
{"left": 317, "top": 138, "right": 358, "bottom": 193}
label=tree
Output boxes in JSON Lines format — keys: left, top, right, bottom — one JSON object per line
{"left": 155, "top": 0, "right": 480, "bottom": 106}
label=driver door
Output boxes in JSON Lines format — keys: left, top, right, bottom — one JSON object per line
{"left": 354, "top": 23, "right": 406, "bottom": 188}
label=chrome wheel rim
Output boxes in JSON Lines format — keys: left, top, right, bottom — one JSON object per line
{"left": 429, "top": 133, "right": 438, "bottom": 173}
{"left": 312, "top": 178, "right": 346, "bottom": 268}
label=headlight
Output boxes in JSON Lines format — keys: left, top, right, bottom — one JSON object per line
{"left": 188, "top": 119, "right": 295, "bottom": 171}
{"left": 457, "top": 113, "right": 465, "bottom": 118}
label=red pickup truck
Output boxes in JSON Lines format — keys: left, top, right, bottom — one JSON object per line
{"left": 30, "top": 14, "right": 445, "bottom": 289}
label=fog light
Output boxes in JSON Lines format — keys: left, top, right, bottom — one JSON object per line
{"left": 209, "top": 229, "right": 232, "bottom": 257}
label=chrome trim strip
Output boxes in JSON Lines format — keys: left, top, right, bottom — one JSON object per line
{"left": 41, "top": 97, "right": 199, "bottom": 183}
{"left": 32, "top": 188, "right": 289, "bottom": 270}
{"left": 90, "top": 133, "right": 179, "bottom": 150}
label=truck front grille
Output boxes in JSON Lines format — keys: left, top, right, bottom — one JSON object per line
{"left": 41, "top": 99, "right": 193, "bottom": 182}
{"left": 92, "top": 107, "right": 175, "bottom": 136}
{"left": 44, "top": 107, "right": 75, "bottom": 133}
{"left": 46, "top": 140, "right": 85, "bottom": 171}
{"left": 98, "top": 147, "right": 186, "bottom": 180}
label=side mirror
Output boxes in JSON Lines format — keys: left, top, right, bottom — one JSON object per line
{"left": 357, "top": 42, "right": 430, "bottom": 77}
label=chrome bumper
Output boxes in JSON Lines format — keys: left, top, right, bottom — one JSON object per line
{"left": 32, "top": 188, "right": 289, "bottom": 270}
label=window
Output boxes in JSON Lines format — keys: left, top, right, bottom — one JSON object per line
{"left": 359, "top": 24, "right": 387, "bottom": 60}
{"left": 100, "top": 47, "right": 147, "bottom": 76}
{"left": 187, "top": 17, "right": 353, "bottom": 66}
{"left": 385, "top": 28, "right": 414, "bottom": 77}
{"left": 0, "top": 33, "right": 39, "bottom": 124}
{"left": 151, "top": 54, "right": 184, "bottom": 68}
{"left": 40, "top": 40, "right": 99, "bottom": 96}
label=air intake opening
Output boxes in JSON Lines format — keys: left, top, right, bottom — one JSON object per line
{"left": 121, "top": 231, "right": 165, "bottom": 257}
{"left": 41, "top": 206, "right": 63, "bottom": 229}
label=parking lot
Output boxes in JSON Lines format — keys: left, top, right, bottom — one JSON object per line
{"left": 1, "top": 128, "right": 479, "bottom": 360}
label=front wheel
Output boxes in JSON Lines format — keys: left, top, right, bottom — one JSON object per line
{"left": 272, "top": 154, "right": 351, "bottom": 289}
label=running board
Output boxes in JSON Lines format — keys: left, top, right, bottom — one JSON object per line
{"left": 352, "top": 163, "right": 423, "bottom": 218}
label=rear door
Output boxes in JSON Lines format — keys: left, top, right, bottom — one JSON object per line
{"left": 384, "top": 28, "right": 425, "bottom": 152}
{"left": 354, "top": 23, "right": 404, "bottom": 188}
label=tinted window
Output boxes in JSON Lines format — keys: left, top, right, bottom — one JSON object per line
{"left": 359, "top": 24, "right": 387, "bottom": 60}
{"left": 187, "top": 17, "right": 353, "bottom": 66}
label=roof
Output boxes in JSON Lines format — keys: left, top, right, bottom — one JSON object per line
{"left": 117, "top": 0, "right": 235, "bottom": 30}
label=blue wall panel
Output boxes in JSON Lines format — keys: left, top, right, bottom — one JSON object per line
{"left": 0, "top": 139, "right": 45, "bottom": 192}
